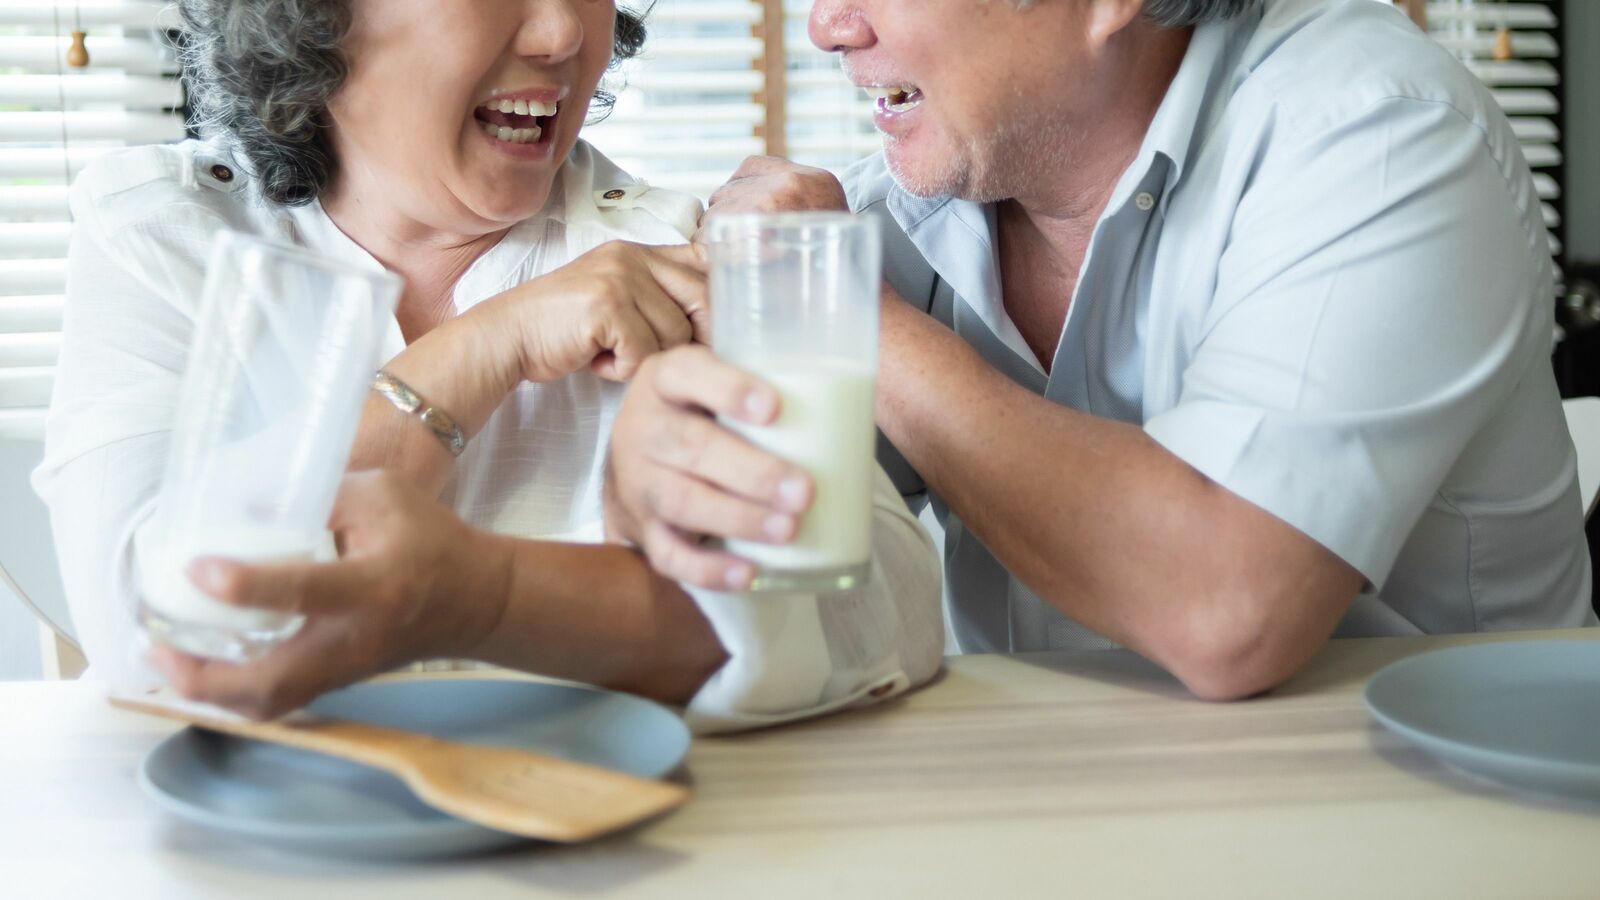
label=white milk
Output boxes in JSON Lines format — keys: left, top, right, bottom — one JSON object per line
{"left": 724, "top": 358, "right": 876, "bottom": 574}
{"left": 140, "top": 523, "right": 323, "bottom": 632}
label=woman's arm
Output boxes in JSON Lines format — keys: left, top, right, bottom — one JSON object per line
{"left": 156, "top": 467, "right": 943, "bottom": 732}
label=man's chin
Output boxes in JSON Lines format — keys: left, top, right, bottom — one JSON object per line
{"left": 883, "top": 144, "right": 960, "bottom": 201}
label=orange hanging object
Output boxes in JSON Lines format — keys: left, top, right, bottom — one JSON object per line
{"left": 66, "top": 30, "right": 89, "bottom": 68}
{"left": 1493, "top": 25, "right": 1514, "bottom": 61}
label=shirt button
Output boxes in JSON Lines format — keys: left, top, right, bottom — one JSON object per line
{"left": 210, "top": 164, "right": 234, "bottom": 183}
{"left": 601, "top": 188, "right": 627, "bottom": 200}
{"left": 1135, "top": 191, "right": 1155, "bottom": 212}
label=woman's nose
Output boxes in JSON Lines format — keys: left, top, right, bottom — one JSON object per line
{"left": 809, "top": 0, "right": 875, "bottom": 53}
{"left": 514, "top": 0, "right": 585, "bottom": 63}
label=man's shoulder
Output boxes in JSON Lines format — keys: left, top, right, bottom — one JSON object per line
{"left": 1238, "top": 0, "right": 1500, "bottom": 139}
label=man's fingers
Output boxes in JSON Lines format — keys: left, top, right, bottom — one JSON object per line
{"left": 652, "top": 345, "right": 778, "bottom": 423}
{"left": 640, "top": 519, "right": 755, "bottom": 592}
{"left": 641, "top": 467, "right": 799, "bottom": 545}
{"left": 729, "top": 155, "right": 801, "bottom": 179}
{"left": 186, "top": 556, "right": 381, "bottom": 617}
{"left": 649, "top": 411, "right": 812, "bottom": 513}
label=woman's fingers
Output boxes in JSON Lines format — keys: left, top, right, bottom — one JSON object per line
{"left": 590, "top": 301, "right": 661, "bottom": 381}
{"left": 151, "top": 623, "right": 353, "bottom": 721}
{"left": 630, "top": 246, "right": 710, "bottom": 345}
{"left": 185, "top": 556, "right": 383, "bottom": 617}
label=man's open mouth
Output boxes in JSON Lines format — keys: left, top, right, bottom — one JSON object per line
{"left": 864, "top": 85, "right": 923, "bottom": 114}
{"left": 473, "top": 98, "right": 557, "bottom": 145}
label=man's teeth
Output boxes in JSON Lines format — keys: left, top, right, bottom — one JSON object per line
{"left": 863, "top": 85, "right": 923, "bottom": 113}
{"left": 480, "top": 98, "right": 558, "bottom": 116}
{"left": 482, "top": 121, "right": 543, "bottom": 144}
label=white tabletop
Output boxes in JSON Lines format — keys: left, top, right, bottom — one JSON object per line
{"left": 4, "top": 628, "right": 1599, "bottom": 898}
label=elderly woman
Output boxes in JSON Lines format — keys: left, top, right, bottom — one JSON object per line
{"left": 33, "top": 0, "right": 942, "bottom": 731}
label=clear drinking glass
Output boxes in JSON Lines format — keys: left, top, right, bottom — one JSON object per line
{"left": 137, "top": 230, "right": 400, "bottom": 662}
{"left": 706, "top": 212, "right": 882, "bottom": 592}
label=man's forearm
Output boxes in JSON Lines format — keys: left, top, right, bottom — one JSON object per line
{"left": 875, "top": 299, "right": 1360, "bottom": 698}
{"left": 469, "top": 536, "right": 729, "bottom": 705}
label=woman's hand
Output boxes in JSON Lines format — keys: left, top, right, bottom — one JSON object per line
{"left": 150, "top": 471, "right": 514, "bottom": 720}
{"left": 603, "top": 345, "right": 815, "bottom": 590}
{"left": 490, "top": 240, "right": 710, "bottom": 383}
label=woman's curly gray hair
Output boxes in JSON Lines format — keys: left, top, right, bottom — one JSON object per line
{"left": 177, "top": 1, "right": 649, "bottom": 206}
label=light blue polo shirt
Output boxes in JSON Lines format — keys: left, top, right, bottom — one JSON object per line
{"left": 850, "top": 0, "right": 1595, "bottom": 652}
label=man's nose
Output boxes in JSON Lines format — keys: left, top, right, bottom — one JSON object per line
{"left": 808, "top": 0, "right": 874, "bottom": 53}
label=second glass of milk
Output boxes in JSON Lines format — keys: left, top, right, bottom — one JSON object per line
{"left": 705, "top": 212, "right": 882, "bottom": 592}
{"left": 137, "top": 230, "right": 399, "bottom": 662}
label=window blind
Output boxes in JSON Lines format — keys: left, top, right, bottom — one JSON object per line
{"left": 0, "top": 0, "right": 185, "bottom": 440}
{"left": 1424, "top": 0, "right": 1565, "bottom": 262}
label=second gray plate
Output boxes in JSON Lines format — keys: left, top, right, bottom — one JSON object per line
{"left": 139, "top": 678, "right": 691, "bottom": 858}
{"left": 1364, "top": 639, "right": 1600, "bottom": 801}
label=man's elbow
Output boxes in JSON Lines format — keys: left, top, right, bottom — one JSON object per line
{"left": 1160, "top": 594, "right": 1324, "bottom": 702}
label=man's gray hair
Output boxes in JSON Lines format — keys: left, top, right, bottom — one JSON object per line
{"left": 1014, "top": 0, "right": 1256, "bottom": 28}
{"left": 1141, "top": 0, "right": 1257, "bottom": 27}
{"left": 176, "top": 0, "right": 649, "bottom": 207}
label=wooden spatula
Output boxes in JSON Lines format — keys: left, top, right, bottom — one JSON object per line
{"left": 111, "top": 691, "right": 689, "bottom": 843}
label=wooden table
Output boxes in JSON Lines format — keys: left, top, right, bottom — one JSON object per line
{"left": 4, "top": 629, "right": 1598, "bottom": 898}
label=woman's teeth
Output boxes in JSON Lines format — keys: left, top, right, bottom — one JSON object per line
{"left": 865, "top": 85, "right": 923, "bottom": 113}
{"left": 474, "top": 98, "right": 557, "bottom": 145}
{"left": 482, "top": 98, "right": 557, "bottom": 117}
{"left": 482, "top": 121, "right": 542, "bottom": 144}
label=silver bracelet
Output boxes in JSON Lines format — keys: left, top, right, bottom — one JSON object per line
{"left": 370, "top": 370, "right": 467, "bottom": 457}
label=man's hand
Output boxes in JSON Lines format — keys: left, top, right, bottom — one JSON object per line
{"left": 604, "top": 345, "right": 814, "bottom": 590}
{"left": 698, "top": 156, "right": 849, "bottom": 240}
{"left": 150, "top": 471, "right": 513, "bottom": 720}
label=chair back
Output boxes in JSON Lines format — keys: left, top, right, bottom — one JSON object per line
{"left": 0, "top": 435, "right": 75, "bottom": 647}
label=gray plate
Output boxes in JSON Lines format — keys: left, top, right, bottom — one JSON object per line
{"left": 1364, "top": 640, "right": 1600, "bottom": 801}
{"left": 138, "top": 679, "right": 691, "bottom": 859}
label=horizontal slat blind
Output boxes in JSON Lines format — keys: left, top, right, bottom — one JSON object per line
{"left": 582, "top": 1, "right": 767, "bottom": 198}
{"left": 781, "top": 0, "right": 878, "bottom": 175}
{"left": 0, "top": 0, "right": 184, "bottom": 439}
{"left": 1426, "top": 0, "right": 1564, "bottom": 260}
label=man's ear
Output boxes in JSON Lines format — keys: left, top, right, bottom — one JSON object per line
{"left": 1086, "top": 0, "right": 1147, "bottom": 48}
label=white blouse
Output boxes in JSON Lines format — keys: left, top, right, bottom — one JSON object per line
{"left": 33, "top": 138, "right": 944, "bottom": 732}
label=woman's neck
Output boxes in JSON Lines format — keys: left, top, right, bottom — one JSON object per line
{"left": 319, "top": 175, "right": 511, "bottom": 345}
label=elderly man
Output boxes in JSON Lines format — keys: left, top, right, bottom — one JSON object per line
{"left": 605, "top": 0, "right": 1596, "bottom": 699}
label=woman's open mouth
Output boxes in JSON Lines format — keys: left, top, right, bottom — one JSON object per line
{"left": 474, "top": 97, "right": 557, "bottom": 146}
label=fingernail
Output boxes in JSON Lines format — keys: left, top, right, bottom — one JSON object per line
{"left": 743, "top": 389, "right": 776, "bottom": 422}
{"left": 763, "top": 514, "right": 796, "bottom": 542}
{"left": 187, "top": 558, "right": 227, "bottom": 594}
{"left": 778, "top": 477, "right": 809, "bottom": 511}
{"left": 724, "top": 562, "right": 754, "bottom": 590}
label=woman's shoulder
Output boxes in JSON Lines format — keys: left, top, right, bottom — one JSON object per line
{"left": 562, "top": 140, "right": 703, "bottom": 244}
{"left": 70, "top": 138, "right": 262, "bottom": 238}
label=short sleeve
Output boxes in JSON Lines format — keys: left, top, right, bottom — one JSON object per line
{"left": 1144, "top": 95, "right": 1553, "bottom": 588}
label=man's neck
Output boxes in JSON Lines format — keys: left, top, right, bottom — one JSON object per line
{"left": 1005, "top": 23, "right": 1192, "bottom": 266}
{"left": 320, "top": 167, "right": 514, "bottom": 343}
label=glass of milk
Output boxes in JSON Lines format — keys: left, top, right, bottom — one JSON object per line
{"left": 137, "top": 230, "right": 400, "bottom": 662}
{"left": 706, "top": 212, "right": 882, "bottom": 592}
